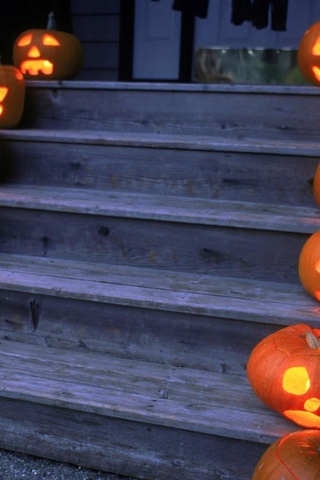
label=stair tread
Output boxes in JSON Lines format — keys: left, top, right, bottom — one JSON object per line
{"left": 0, "top": 184, "right": 319, "bottom": 233}
{"left": 0, "top": 338, "right": 298, "bottom": 444}
{"left": 0, "top": 253, "right": 317, "bottom": 326}
{"left": 1, "top": 128, "right": 320, "bottom": 156}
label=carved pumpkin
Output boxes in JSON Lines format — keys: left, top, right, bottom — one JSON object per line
{"left": 298, "top": 231, "right": 320, "bottom": 301}
{"left": 252, "top": 430, "right": 320, "bottom": 479}
{"left": 13, "top": 29, "right": 83, "bottom": 80}
{"left": 297, "top": 21, "right": 320, "bottom": 86}
{"left": 247, "top": 324, "right": 320, "bottom": 428}
{"left": 0, "top": 65, "right": 25, "bottom": 128}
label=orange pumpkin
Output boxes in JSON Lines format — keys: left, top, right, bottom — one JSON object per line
{"left": 297, "top": 21, "right": 320, "bottom": 86}
{"left": 252, "top": 430, "right": 320, "bottom": 479}
{"left": 247, "top": 324, "right": 320, "bottom": 428}
{"left": 13, "top": 29, "right": 83, "bottom": 80}
{"left": 313, "top": 163, "right": 320, "bottom": 207}
{"left": 0, "top": 65, "right": 25, "bottom": 128}
{"left": 298, "top": 231, "right": 320, "bottom": 301}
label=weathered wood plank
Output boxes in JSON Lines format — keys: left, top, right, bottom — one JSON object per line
{"left": 0, "top": 396, "right": 269, "bottom": 480}
{"left": 0, "top": 131, "right": 318, "bottom": 206}
{"left": 0, "top": 340, "right": 298, "bottom": 444}
{"left": 0, "top": 201, "right": 308, "bottom": 282}
{"left": 1, "top": 129, "right": 320, "bottom": 156}
{"left": 0, "top": 185, "right": 318, "bottom": 233}
{"left": 19, "top": 82, "right": 320, "bottom": 141}
{"left": 0, "top": 287, "right": 278, "bottom": 375}
{"left": 0, "top": 254, "right": 317, "bottom": 329}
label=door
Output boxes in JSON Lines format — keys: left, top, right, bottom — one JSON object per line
{"left": 133, "top": 0, "right": 181, "bottom": 80}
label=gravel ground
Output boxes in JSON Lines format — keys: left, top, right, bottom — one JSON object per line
{"left": 0, "top": 449, "right": 139, "bottom": 480}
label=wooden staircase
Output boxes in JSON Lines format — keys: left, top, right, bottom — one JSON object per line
{"left": 0, "top": 81, "right": 320, "bottom": 479}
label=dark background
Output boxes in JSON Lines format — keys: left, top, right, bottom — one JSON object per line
{"left": 0, "top": 0, "right": 72, "bottom": 64}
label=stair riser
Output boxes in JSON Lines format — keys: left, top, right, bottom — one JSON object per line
{"left": 0, "top": 207, "right": 305, "bottom": 283}
{"left": 22, "top": 83, "right": 320, "bottom": 142}
{"left": 0, "top": 396, "right": 266, "bottom": 480}
{"left": 0, "top": 289, "right": 279, "bottom": 375}
{"left": 1, "top": 139, "right": 317, "bottom": 206}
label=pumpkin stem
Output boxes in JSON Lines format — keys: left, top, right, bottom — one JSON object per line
{"left": 47, "top": 11, "right": 57, "bottom": 30}
{"left": 306, "top": 330, "right": 320, "bottom": 349}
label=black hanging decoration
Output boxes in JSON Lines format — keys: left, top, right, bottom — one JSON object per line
{"left": 172, "top": 0, "right": 209, "bottom": 19}
{"left": 231, "top": 0, "right": 288, "bottom": 31}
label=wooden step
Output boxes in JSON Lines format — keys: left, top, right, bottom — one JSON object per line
{"left": 0, "top": 253, "right": 318, "bottom": 373}
{"left": 0, "top": 129, "right": 318, "bottom": 206}
{"left": 0, "top": 184, "right": 319, "bottom": 232}
{"left": 0, "top": 338, "right": 299, "bottom": 480}
{"left": 20, "top": 81, "right": 320, "bottom": 143}
{"left": 0, "top": 185, "right": 316, "bottom": 282}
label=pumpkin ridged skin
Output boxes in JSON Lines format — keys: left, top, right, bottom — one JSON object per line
{"left": 0, "top": 65, "right": 25, "bottom": 128}
{"left": 298, "top": 231, "right": 320, "bottom": 300}
{"left": 252, "top": 430, "right": 320, "bottom": 479}
{"left": 313, "top": 163, "right": 320, "bottom": 207}
{"left": 13, "top": 29, "right": 83, "bottom": 80}
{"left": 247, "top": 324, "right": 320, "bottom": 427}
{"left": 297, "top": 21, "right": 320, "bottom": 86}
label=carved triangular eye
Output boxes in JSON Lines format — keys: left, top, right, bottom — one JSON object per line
{"left": 0, "top": 87, "right": 8, "bottom": 102}
{"left": 43, "top": 34, "right": 60, "bottom": 46}
{"left": 312, "top": 35, "right": 320, "bottom": 55}
{"left": 17, "top": 34, "right": 33, "bottom": 47}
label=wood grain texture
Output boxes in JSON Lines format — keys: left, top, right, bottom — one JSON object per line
{"left": 0, "top": 339, "right": 298, "bottom": 445}
{"left": 0, "top": 190, "right": 311, "bottom": 283}
{"left": 0, "top": 253, "right": 317, "bottom": 334}
{"left": 0, "top": 81, "right": 318, "bottom": 477}
{"left": 0, "top": 130, "right": 318, "bottom": 206}
{"left": 18, "top": 82, "right": 320, "bottom": 141}
{"left": 0, "top": 395, "right": 268, "bottom": 480}
{"left": 0, "top": 287, "right": 276, "bottom": 375}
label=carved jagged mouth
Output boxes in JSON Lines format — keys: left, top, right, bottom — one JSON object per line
{"left": 20, "top": 60, "right": 54, "bottom": 76}
{"left": 284, "top": 410, "right": 320, "bottom": 428}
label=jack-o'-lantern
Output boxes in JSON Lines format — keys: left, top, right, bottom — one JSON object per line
{"left": 13, "top": 27, "right": 83, "bottom": 80}
{"left": 298, "top": 231, "right": 320, "bottom": 301}
{"left": 247, "top": 324, "right": 320, "bottom": 428}
{"left": 298, "top": 21, "right": 320, "bottom": 86}
{"left": 252, "top": 430, "right": 320, "bottom": 479}
{"left": 0, "top": 65, "right": 25, "bottom": 128}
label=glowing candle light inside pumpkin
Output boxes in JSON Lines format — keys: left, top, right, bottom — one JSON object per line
{"left": 298, "top": 22, "right": 320, "bottom": 85}
{"left": 282, "top": 366, "right": 310, "bottom": 395}
{"left": 13, "top": 26, "right": 83, "bottom": 80}
{"left": 247, "top": 324, "right": 320, "bottom": 429}
{"left": 0, "top": 87, "right": 8, "bottom": 116}
{"left": 312, "top": 35, "right": 320, "bottom": 54}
